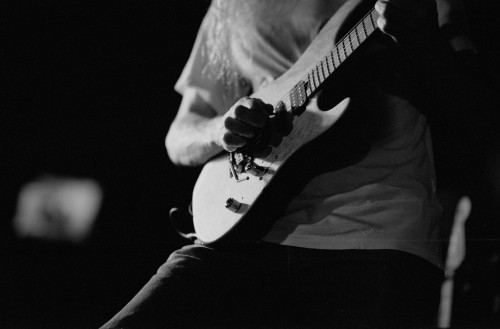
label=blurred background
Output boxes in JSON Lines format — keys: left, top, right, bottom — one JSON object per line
{"left": 1, "top": 1, "right": 499, "bottom": 328}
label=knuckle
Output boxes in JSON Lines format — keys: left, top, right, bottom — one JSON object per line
{"left": 222, "top": 132, "right": 241, "bottom": 147}
{"left": 265, "top": 103, "right": 274, "bottom": 113}
{"left": 239, "top": 96, "right": 253, "bottom": 108}
{"left": 236, "top": 96, "right": 250, "bottom": 106}
{"left": 222, "top": 132, "right": 232, "bottom": 144}
{"left": 377, "top": 16, "right": 389, "bottom": 32}
{"left": 233, "top": 104, "right": 247, "bottom": 118}
{"left": 223, "top": 116, "right": 235, "bottom": 128}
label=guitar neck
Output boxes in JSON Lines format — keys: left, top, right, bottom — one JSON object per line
{"left": 286, "top": 8, "right": 379, "bottom": 115}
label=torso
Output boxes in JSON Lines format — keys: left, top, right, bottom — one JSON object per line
{"left": 177, "top": 0, "right": 443, "bottom": 267}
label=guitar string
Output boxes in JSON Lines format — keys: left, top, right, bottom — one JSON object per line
{"left": 257, "top": 9, "right": 378, "bottom": 170}
{"left": 275, "top": 8, "right": 378, "bottom": 114}
{"left": 297, "top": 8, "right": 377, "bottom": 104}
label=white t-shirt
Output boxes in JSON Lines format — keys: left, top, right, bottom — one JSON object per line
{"left": 175, "top": 0, "right": 443, "bottom": 268}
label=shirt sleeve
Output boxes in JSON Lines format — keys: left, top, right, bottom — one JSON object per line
{"left": 174, "top": 6, "right": 251, "bottom": 115}
{"left": 436, "top": 0, "right": 476, "bottom": 51}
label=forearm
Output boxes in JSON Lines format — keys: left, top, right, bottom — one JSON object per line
{"left": 426, "top": 0, "right": 477, "bottom": 89}
{"left": 436, "top": 0, "right": 475, "bottom": 52}
{"left": 418, "top": 26, "right": 478, "bottom": 108}
{"left": 166, "top": 88, "right": 280, "bottom": 167}
{"left": 166, "top": 113, "right": 224, "bottom": 167}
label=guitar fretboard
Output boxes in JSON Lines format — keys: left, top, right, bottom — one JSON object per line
{"left": 285, "top": 8, "right": 379, "bottom": 115}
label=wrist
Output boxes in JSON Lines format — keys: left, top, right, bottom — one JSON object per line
{"left": 209, "top": 116, "right": 226, "bottom": 151}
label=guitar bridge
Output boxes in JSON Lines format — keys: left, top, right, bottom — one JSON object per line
{"left": 228, "top": 152, "right": 249, "bottom": 182}
{"left": 228, "top": 150, "right": 268, "bottom": 181}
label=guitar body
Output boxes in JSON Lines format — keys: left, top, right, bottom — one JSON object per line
{"left": 193, "top": 99, "right": 350, "bottom": 244}
{"left": 192, "top": 0, "right": 377, "bottom": 244}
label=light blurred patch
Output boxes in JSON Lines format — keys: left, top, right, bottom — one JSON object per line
{"left": 13, "top": 176, "right": 103, "bottom": 243}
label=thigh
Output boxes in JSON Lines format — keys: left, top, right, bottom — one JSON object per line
{"left": 292, "top": 249, "right": 443, "bottom": 329}
{"left": 99, "top": 243, "right": 294, "bottom": 329}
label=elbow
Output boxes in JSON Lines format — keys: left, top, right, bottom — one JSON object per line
{"left": 165, "top": 130, "right": 183, "bottom": 166}
{"left": 165, "top": 129, "right": 199, "bottom": 167}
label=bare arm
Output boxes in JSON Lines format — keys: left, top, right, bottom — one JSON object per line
{"left": 166, "top": 87, "right": 277, "bottom": 167}
{"left": 374, "top": 0, "right": 477, "bottom": 87}
{"left": 374, "top": 0, "right": 475, "bottom": 54}
{"left": 375, "top": 0, "right": 495, "bottom": 144}
{"left": 436, "top": 0, "right": 476, "bottom": 52}
{"left": 165, "top": 88, "right": 224, "bottom": 166}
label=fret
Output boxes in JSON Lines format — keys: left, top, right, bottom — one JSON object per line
{"left": 308, "top": 72, "right": 314, "bottom": 91}
{"left": 327, "top": 51, "right": 335, "bottom": 71}
{"left": 313, "top": 66, "right": 320, "bottom": 87}
{"left": 363, "top": 16, "right": 371, "bottom": 33}
{"left": 340, "top": 40, "right": 346, "bottom": 62}
{"left": 316, "top": 63, "right": 322, "bottom": 83}
{"left": 361, "top": 19, "right": 368, "bottom": 40}
{"left": 287, "top": 9, "right": 379, "bottom": 113}
{"left": 320, "top": 59, "right": 327, "bottom": 79}
{"left": 350, "top": 30, "right": 359, "bottom": 50}
{"left": 365, "top": 11, "right": 376, "bottom": 35}
{"left": 354, "top": 27, "right": 361, "bottom": 46}
{"left": 316, "top": 64, "right": 322, "bottom": 83}
{"left": 315, "top": 64, "right": 322, "bottom": 83}
{"left": 310, "top": 70, "right": 317, "bottom": 90}
{"left": 345, "top": 33, "right": 353, "bottom": 56}
{"left": 356, "top": 23, "right": 363, "bottom": 41}
{"left": 325, "top": 55, "right": 333, "bottom": 75}
{"left": 333, "top": 49, "right": 341, "bottom": 68}
{"left": 369, "top": 10, "right": 377, "bottom": 30}
{"left": 322, "top": 58, "right": 330, "bottom": 76}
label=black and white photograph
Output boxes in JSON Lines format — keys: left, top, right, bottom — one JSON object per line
{"left": 2, "top": 0, "right": 500, "bottom": 328}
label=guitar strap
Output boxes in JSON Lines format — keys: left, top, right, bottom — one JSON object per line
{"left": 169, "top": 205, "right": 197, "bottom": 241}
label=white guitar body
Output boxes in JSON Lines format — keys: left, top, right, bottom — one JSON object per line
{"left": 193, "top": 99, "right": 350, "bottom": 243}
{"left": 192, "top": 0, "right": 378, "bottom": 244}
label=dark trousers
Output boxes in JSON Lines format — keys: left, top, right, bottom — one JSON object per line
{"left": 100, "top": 242, "right": 443, "bottom": 329}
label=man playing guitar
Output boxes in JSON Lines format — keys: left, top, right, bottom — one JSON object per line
{"left": 101, "top": 0, "right": 476, "bottom": 327}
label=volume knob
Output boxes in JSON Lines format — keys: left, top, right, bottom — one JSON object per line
{"left": 225, "top": 198, "right": 242, "bottom": 213}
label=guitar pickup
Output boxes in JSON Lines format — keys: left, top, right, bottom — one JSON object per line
{"left": 290, "top": 80, "right": 307, "bottom": 116}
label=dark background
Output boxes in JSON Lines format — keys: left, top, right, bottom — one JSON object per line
{"left": 1, "top": 1, "right": 500, "bottom": 328}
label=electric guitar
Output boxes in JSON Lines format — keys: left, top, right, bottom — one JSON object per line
{"left": 191, "top": 0, "right": 380, "bottom": 244}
